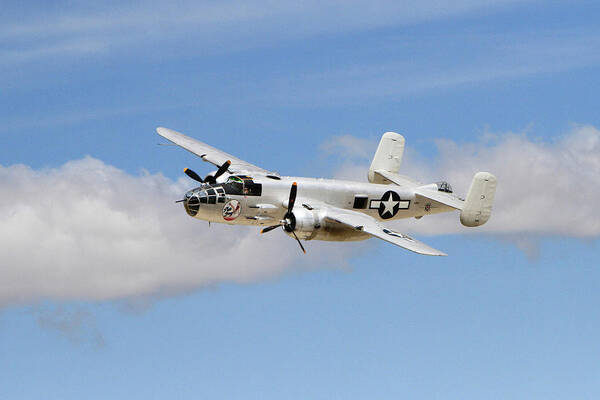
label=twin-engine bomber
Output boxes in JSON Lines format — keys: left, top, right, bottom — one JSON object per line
{"left": 158, "top": 127, "right": 497, "bottom": 256}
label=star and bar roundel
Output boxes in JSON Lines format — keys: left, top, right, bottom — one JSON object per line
{"left": 369, "top": 191, "right": 410, "bottom": 219}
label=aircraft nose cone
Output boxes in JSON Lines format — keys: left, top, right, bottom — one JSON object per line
{"left": 184, "top": 191, "right": 200, "bottom": 217}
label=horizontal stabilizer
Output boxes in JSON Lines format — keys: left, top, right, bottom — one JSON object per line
{"left": 413, "top": 187, "right": 464, "bottom": 210}
{"left": 373, "top": 169, "right": 422, "bottom": 187}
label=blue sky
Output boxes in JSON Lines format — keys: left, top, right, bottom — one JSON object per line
{"left": 2, "top": 1, "right": 600, "bottom": 398}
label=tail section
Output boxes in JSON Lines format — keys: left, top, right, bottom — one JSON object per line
{"left": 460, "top": 172, "right": 497, "bottom": 227}
{"left": 368, "top": 132, "right": 405, "bottom": 184}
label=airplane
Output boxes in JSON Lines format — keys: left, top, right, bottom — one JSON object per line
{"left": 157, "top": 127, "right": 497, "bottom": 256}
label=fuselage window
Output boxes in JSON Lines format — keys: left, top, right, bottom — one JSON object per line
{"left": 353, "top": 195, "right": 368, "bottom": 209}
{"left": 243, "top": 183, "right": 262, "bottom": 196}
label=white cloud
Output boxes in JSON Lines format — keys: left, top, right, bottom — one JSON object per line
{"left": 0, "top": 157, "right": 347, "bottom": 306}
{"left": 3, "top": 125, "right": 598, "bottom": 305}
{"left": 326, "top": 125, "right": 600, "bottom": 238}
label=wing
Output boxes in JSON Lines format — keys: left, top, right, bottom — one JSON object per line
{"left": 156, "top": 127, "right": 275, "bottom": 175}
{"left": 320, "top": 206, "right": 447, "bottom": 256}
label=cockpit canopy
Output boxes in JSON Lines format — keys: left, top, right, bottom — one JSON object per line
{"left": 436, "top": 181, "right": 453, "bottom": 193}
{"left": 221, "top": 175, "right": 262, "bottom": 196}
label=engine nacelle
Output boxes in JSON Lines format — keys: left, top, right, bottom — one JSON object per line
{"left": 285, "top": 208, "right": 321, "bottom": 240}
{"left": 284, "top": 208, "right": 371, "bottom": 242}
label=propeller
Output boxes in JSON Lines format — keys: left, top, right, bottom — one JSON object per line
{"left": 205, "top": 160, "right": 231, "bottom": 184}
{"left": 183, "top": 160, "right": 231, "bottom": 184}
{"left": 260, "top": 182, "right": 306, "bottom": 254}
{"left": 183, "top": 168, "right": 204, "bottom": 183}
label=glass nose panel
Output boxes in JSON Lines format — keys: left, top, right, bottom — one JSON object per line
{"left": 185, "top": 195, "right": 200, "bottom": 216}
{"left": 199, "top": 190, "right": 208, "bottom": 203}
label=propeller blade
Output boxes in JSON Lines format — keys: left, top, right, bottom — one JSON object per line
{"left": 260, "top": 224, "right": 281, "bottom": 234}
{"left": 260, "top": 183, "right": 304, "bottom": 253}
{"left": 175, "top": 199, "right": 186, "bottom": 203}
{"left": 288, "top": 182, "right": 297, "bottom": 213}
{"left": 213, "top": 160, "right": 231, "bottom": 180}
{"left": 289, "top": 228, "right": 306, "bottom": 254}
{"left": 184, "top": 168, "right": 204, "bottom": 183}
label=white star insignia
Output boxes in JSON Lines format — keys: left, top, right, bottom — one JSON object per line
{"left": 380, "top": 193, "right": 399, "bottom": 216}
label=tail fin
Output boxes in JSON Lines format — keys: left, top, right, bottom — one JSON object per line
{"left": 368, "top": 132, "right": 405, "bottom": 184}
{"left": 460, "top": 172, "right": 497, "bottom": 227}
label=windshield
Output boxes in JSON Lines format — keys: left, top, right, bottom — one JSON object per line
{"left": 222, "top": 178, "right": 244, "bottom": 195}
{"left": 221, "top": 176, "right": 262, "bottom": 196}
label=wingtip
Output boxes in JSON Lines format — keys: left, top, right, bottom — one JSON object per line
{"left": 156, "top": 126, "right": 176, "bottom": 136}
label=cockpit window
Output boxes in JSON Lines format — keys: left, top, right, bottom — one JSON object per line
{"left": 243, "top": 182, "right": 262, "bottom": 196}
{"left": 222, "top": 181, "right": 243, "bottom": 195}
{"left": 436, "top": 181, "right": 453, "bottom": 193}
{"left": 221, "top": 176, "right": 261, "bottom": 196}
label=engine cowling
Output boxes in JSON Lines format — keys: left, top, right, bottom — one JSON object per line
{"left": 284, "top": 208, "right": 322, "bottom": 240}
{"left": 283, "top": 208, "right": 371, "bottom": 242}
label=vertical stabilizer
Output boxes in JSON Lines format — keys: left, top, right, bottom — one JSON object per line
{"left": 368, "top": 132, "right": 405, "bottom": 183}
{"left": 460, "top": 172, "right": 497, "bottom": 227}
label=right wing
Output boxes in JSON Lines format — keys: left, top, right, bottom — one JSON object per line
{"left": 157, "top": 127, "right": 275, "bottom": 175}
{"left": 321, "top": 206, "right": 447, "bottom": 256}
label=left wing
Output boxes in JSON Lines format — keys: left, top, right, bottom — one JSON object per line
{"left": 321, "top": 206, "right": 447, "bottom": 256}
{"left": 157, "top": 127, "right": 275, "bottom": 175}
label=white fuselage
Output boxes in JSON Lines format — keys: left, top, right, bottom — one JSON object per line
{"left": 183, "top": 174, "right": 454, "bottom": 242}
